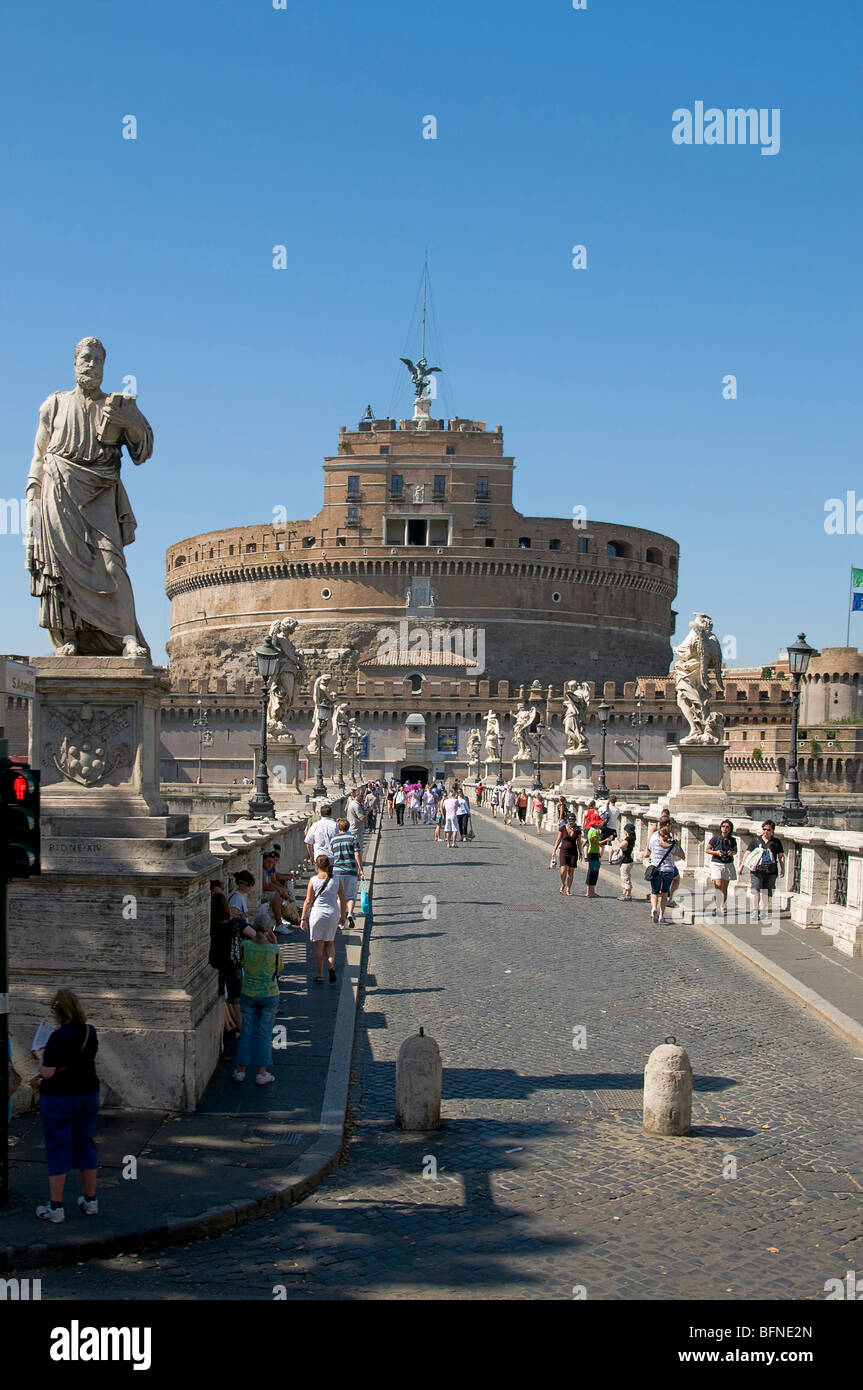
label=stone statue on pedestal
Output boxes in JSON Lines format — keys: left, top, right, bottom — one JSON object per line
{"left": 26, "top": 337, "right": 154, "bottom": 657}
{"left": 511, "top": 700, "right": 538, "bottom": 759}
{"left": 266, "top": 617, "right": 306, "bottom": 731}
{"left": 563, "top": 681, "right": 591, "bottom": 752}
{"left": 466, "top": 727, "right": 481, "bottom": 768}
{"left": 484, "top": 710, "right": 501, "bottom": 763}
{"left": 308, "top": 673, "right": 334, "bottom": 756}
{"left": 332, "top": 700, "right": 351, "bottom": 754}
{"left": 672, "top": 613, "right": 726, "bottom": 745}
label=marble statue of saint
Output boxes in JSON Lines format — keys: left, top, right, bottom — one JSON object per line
{"left": 484, "top": 709, "right": 501, "bottom": 763}
{"left": 466, "top": 727, "right": 481, "bottom": 767}
{"left": 332, "top": 700, "right": 351, "bottom": 754}
{"left": 26, "top": 337, "right": 154, "bottom": 657}
{"left": 266, "top": 617, "right": 306, "bottom": 731}
{"left": 308, "top": 673, "right": 334, "bottom": 756}
{"left": 511, "top": 700, "right": 538, "bottom": 759}
{"left": 672, "top": 613, "right": 726, "bottom": 745}
{"left": 562, "top": 681, "right": 591, "bottom": 753}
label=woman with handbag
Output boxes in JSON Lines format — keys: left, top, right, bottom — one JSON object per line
{"left": 644, "top": 825, "right": 683, "bottom": 923}
{"left": 33, "top": 989, "right": 100, "bottom": 1224}
{"left": 744, "top": 820, "right": 785, "bottom": 922}
{"left": 301, "top": 853, "right": 347, "bottom": 983}
{"left": 706, "top": 819, "right": 738, "bottom": 916}
{"left": 552, "top": 812, "right": 581, "bottom": 895}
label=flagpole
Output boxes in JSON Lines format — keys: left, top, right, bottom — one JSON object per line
{"left": 847, "top": 564, "right": 853, "bottom": 647}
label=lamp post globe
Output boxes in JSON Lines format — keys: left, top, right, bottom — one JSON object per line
{"left": 249, "top": 635, "right": 280, "bottom": 819}
{"left": 779, "top": 633, "right": 816, "bottom": 826}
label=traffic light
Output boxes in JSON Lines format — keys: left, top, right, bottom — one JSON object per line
{"left": 0, "top": 759, "right": 40, "bottom": 878}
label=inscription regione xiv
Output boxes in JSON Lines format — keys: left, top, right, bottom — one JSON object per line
{"left": 44, "top": 704, "right": 133, "bottom": 786}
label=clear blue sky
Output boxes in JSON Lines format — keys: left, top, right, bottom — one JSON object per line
{"left": 1, "top": 0, "right": 860, "bottom": 668}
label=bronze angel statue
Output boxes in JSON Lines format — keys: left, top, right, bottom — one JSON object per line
{"left": 400, "top": 356, "right": 441, "bottom": 399}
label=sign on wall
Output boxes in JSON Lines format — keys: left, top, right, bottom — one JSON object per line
{"left": 437, "top": 726, "right": 458, "bottom": 753}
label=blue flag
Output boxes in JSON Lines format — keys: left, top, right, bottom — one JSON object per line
{"left": 853, "top": 593, "right": 863, "bottom": 611}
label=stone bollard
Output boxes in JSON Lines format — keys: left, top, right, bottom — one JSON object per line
{"left": 643, "top": 1036, "right": 692, "bottom": 1136}
{"left": 395, "top": 1027, "right": 442, "bottom": 1131}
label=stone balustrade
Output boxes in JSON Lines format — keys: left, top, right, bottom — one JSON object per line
{"left": 562, "top": 793, "right": 863, "bottom": 958}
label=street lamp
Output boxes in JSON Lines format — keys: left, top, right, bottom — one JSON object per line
{"left": 779, "top": 632, "right": 816, "bottom": 826}
{"left": 248, "top": 635, "right": 281, "bottom": 818}
{"left": 532, "top": 718, "right": 546, "bottom": 790}
{"left": 336, "top": 726, "right": 346, "bottom": 792}
{"left": 631, "top": 697, "right": 647, "bottom": 790}
{"left": 192, "top": 698, "right": 211, "bottom": 785}
{"left": 595, "top": 699, "right": 610, "bottom": 799}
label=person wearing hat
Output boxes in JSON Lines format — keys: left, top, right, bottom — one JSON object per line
{"left": 611, "top": 822, "right": 637, "bottom": 900}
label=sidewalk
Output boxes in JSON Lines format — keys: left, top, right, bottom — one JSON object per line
{"left": 472, "top": 803, "right": 863, "bottom": 1049}
{"left": 1, "top": 825, "right": 379, "bottom": 1272}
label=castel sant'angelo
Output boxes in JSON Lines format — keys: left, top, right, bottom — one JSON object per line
{"left": 159, "top": 353, "right": 825, "bottom": 788}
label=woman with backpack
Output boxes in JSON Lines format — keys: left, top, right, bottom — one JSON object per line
{"left": 744, "top": 819, "right": 786, "bottom": 922}
{"left": 33, "top": 989, "right": 100, "bottom": 1224}
{"left": 300, "top": 853, "right": 347, "bottom": 983}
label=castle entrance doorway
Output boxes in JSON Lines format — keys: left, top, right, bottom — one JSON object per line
{"left": 400, "top": 764, "right": 429, "bottom": 786}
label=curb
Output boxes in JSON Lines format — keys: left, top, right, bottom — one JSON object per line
{"left": 2, "top": 821, "right": 382, "bottom": 1273}
{"left": 472, "top": 804, "right": 863, "bottom": 1054}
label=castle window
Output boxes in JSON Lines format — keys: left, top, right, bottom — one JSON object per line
{"left": 303, "top": 536, "right": 315, "bottom": 548}
{"left": 475, "top": 506, "right": 489, "bottom": 525}
{"left": 485, "top": 537, "right": 495, "bottom": 547}
{"left": 519, "top": 537, "right": 531, "bottom": 549}
{"left": 434, "top": 474, "right": 446, "bottom": 497}
{"left": 174, "top": 555, "right": 186, "bottom": 567}
{"left": 209, "top": 548, "right": 214, "bottom": 559}
{"left": 407, "top": 518, "right": 428, "bottom": 545}
{"left": 380, "top": 446, "right": 391, "bottom": 457}
{"left": 552, "top": 592, "right": 562, "bottom": 603}
{"left": 347, "top": 475, "right": 360, "bottom": 497}
{"left": 579, "top": 537, "right": 589, "bottom": 554}
{"left": 346, "top": 506, "right": 360, "bottom": 526}
{"left": 390, "top": 472, "right": 402, "bottom": 495}
{"left": 228, "top": 545, "right": 234, "bottom": 556}
{"left": 321, "top": 587, "right": 332, "bottom": 600}
{"left": 245, "top": 543, "right": 256, "bottom": 553}
{"left": 607, "top": 541, "right": 626, "bottom": 558}
{"left": 646, "top": 548, "right": 662, "bottom": 565}
{"left": 549, "top": 539, "right": 561, "bottom": 551}
{"left": 428, "top": 518, "right": 449, "bottom": 545}
{"left": 385, "top": 518, "right": 405, "bottom": 544}
{"left": 475, "top": 476, "right": 489, "bottom": 499}
{"left": 336, "top": 536, "right": 346, "bottom": 546}
{"left": 409, "top": 673, "right": 423, "bottom": 693}
{"left": 445, "top": 446, "right": 455, "bottom": 455}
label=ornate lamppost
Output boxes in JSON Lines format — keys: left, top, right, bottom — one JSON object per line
{"left": 595, "top": 699, "right": 610, "bottom": 799}
{"left": 532, "top": 718, "right": 546, "bottom": 791}
{"left": 336, "top": 728, "right": 346, "bottom": 793}
{"left": 192, "top": 698, "right": 211, "bottom": 784}
{"left": 248, "top": 635, "right": 281, "bottom": 818}
{"left": 631, "top": 696, "right": 647, "bottom": 790}
{"left": 779, "top": 633, "right": 816, "bottom": 826}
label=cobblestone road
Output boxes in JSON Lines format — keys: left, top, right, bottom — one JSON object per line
{"left": 28, "top": 815, "right": 863, "bottom": 1300}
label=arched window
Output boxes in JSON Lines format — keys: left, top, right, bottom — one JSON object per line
{"left": 607, "top": 540, "right": 629, "bottom": 558}
{"left": 409, "top": 673, "right": 423, "bottom": 693}
{"left": 174, "top": 555, "right": 186, "bottom": 568}
{"left": 646, "top": 548, "right": 662, "bottom": 565}
{"left": 518, "top": 537, "right": 531, "bottom": 549}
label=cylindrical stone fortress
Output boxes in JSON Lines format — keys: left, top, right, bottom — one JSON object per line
{"left": 166, "top": 412, "right": 679, "bottom": 689}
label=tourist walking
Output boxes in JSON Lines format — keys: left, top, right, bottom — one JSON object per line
{"left": 599, "top": 795, "right": 620, "bottom": 860}
{"left": 456, "top": 787, "right": 471, "bottom": 841}
{"left": 232, "top": 925, "right": 280, "bottom": 1086}
{"left": 584, "top": 822, "right": 602, "bottom": 897}
{"left": 503, "top": 784, "right": 517, "bottom": 824}
{"left": 386, "top": 782, "right": 396, "bottom": 818}
{"left": 408, "top": 785, "right": 422, "bottom": 825}
{"left": 644, "top": 824, "right": 684, "bottom": 923}
{"left": 301, "top": 853, "right": 347, "bottom": 982}
{"left": 331, "top": 816, "right": 363, "bottom": 929}
{"left": 489, "top": 784, "right": 500, "bottom": 818}
{"left": 363, "top": 785, "right": 378, "bottom": 831}
{"left": 434, "top": 797, "right": 444, "bottom": 842}
{"left": 516, "top": 789, "right": 529, "bottom": 823}
{"left": 706, "top": 819, "right": 738, "bottom": 915}
{"left": 422, "top": 785, "right": 436, "bottom": 824}
{"left": 582, "top": 800, "right": 603, "bottom": 836}
{"left": 744, "top": 820, "right": 785, "bottom": 922}
{"left": 610, "top": 822, "right": 637, "bottom": 900}
{"left": 346, "top": 789, "right": 366, "bottom": 836}
{"left": 532, "top": 792, "right": 546, "bottom": 834}
{"left": 551, "top": 812, "right": 581, "bottom": 895}
{"left": 305, "top": 802, "right": 339, "bottom": 862}
{"left": 442, "top": 789, "right": 460, "bottom": 847}
{"left": 394, "top": 784, "right": 406, "bottom": 826}
{"left": 34, "top": 989, "right": 100, "bottom": 1223}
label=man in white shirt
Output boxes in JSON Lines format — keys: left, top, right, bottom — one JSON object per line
{"left": 442, "top": 793, "right": 460, "bottom": 848}
{"left": 305, "top": 803, "right": 339, "bottom": 863}
{"left": 503, "top": 785, "right": 517, "bottom": 825}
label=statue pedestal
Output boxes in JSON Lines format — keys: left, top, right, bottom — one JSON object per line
{"left": 482, "top": 761, "right": 500, "bottom": 784}
{"left": 30, "top": 656, "right": 168, "bottom": 816}
{"left": 510, "top": 755, "right": 534, "bottom": 787}
{"left": 11, "top": 657, "right": 223, "bottom": 1110}
{"left": 668, "top": 743, "right": 729, "bottom": 815}
{"left": 253, "top": 735, "right": 299, "bottom": 799}
{"left": 558, "top": 749, "right": 594, "bottom": 791}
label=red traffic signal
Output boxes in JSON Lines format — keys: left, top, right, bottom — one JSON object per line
{"left": 1, "top": 759, "right": 40, "bottom": 879}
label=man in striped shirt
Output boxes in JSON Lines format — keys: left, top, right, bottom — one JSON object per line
{"left": 330, "top": 817, "right": 364, "bottom": 930}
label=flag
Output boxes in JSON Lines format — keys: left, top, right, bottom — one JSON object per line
{"left": 854, "top": 568, "right": 863, "bottom": 589}
{"left": 854, "top": 594, "right": 863, "bottom": 611}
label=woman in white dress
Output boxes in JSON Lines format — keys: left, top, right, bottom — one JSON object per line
{"left": 300, "top": 854, "right": 347, "bottom": 984}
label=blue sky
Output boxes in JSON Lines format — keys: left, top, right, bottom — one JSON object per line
{"left": 1, "top": 0, "right": 860, "bottom": 667}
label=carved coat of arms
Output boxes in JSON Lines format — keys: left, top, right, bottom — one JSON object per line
{"left": 45, "top": 704, "right": 133, "bottom": 787}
